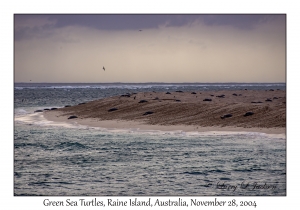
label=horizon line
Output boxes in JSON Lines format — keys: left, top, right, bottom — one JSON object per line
{"left": 14, "top": 82, "right": 286, "bottom": 84}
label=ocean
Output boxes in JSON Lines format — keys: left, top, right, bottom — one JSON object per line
{"left": 14, "top": 83, "right": 286, "bottom": 196}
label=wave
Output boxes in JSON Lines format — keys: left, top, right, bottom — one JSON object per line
{"left": 14, "top": 83, "right": 286, "bottom": 90}
{"left": 14, "top": 107, "right": 64, "bottom": 117}
{"left": 55, "top": 142, "right": 88, "bottom": 151}
{"left": 14, "top": 108, "right": 28, "bottom": 116}
{"left": 14, "top": 112, "right": 286, "bottom": 140}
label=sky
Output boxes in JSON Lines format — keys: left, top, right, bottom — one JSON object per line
{"left": 14, "top": 14, "right": 286, "bottom": 83}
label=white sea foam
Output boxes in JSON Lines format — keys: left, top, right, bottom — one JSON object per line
{"left": 14, "top": 108, "right": 28, "bottom": 116}
{"left": 14, "top": 83, "right": 286, "bottom": 90}
{"left": 14, "top": 112, "right": 285, "bottom": 140}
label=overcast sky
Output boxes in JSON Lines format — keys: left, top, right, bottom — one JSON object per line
{"left": 14, "top": 14, "right": 286, "bottom": 83}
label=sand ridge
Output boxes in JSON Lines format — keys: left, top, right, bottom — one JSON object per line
{"left": 43, "top": 90, "right": 286, "bottom": 134}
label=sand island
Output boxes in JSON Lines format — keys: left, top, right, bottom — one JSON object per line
{"left": 43, "top": 89, "right": 286, "bottom": 134}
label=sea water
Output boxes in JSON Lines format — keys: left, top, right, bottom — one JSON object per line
{"left": 14, "top": 83, "right": 286, "bottom": 196}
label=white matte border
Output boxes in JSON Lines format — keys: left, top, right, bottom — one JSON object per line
{"left": 5, "top": 0, "right": 296, "bottom": 209}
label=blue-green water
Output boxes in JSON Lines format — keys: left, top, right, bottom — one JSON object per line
{"left": 14, "top": 83, "right": 286, "bottom": 196}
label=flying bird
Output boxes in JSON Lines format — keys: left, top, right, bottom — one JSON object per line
{"left": 103, "top": 66, "right": 105, "bottom": 71}
{"left": 139, "top": 30, "right": 142, "bottom": 31}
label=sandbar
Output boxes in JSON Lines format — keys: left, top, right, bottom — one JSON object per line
{"left": 43, "top": 90, "right": 286, "bottom": 134}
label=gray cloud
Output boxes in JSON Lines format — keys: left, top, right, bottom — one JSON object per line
{"left": 14, "top": 14, "right": 285, "bottom": 41}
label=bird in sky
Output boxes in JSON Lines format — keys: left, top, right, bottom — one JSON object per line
{"left": 103, "top": 66, "right": 105, "bottom": 71}
{"left": 139, "top": 30, "right": 142, "bottom": 31}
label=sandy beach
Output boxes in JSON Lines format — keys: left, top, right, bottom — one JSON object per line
{"left": 43, "top": 90, "right": 286, "bottom": 134}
